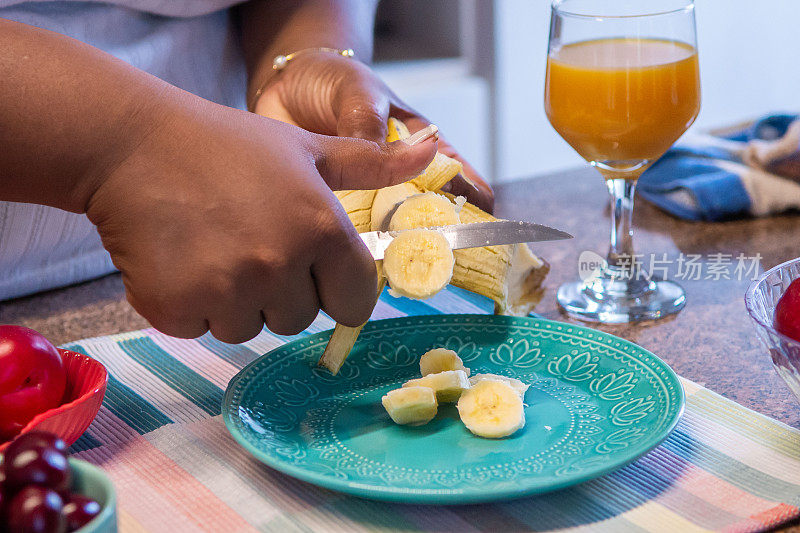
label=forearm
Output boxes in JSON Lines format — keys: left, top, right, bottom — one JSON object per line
{"left": 0, "top": 19, "right": 180, "bottom": 213}
{"left": 238, "top": 0, "right": 378, "bottom": 108}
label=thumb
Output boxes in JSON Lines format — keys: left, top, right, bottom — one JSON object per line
{"left": 335, "top": 84, "right": 390, "bottom": 142}
{"left": 312, "top": 133, "right": 438, "bottom": 191}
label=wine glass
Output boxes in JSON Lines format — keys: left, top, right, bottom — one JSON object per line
{"left": 545, "top": 0, "right": 701, "bottom": 323}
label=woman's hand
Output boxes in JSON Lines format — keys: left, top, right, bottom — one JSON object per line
{"left": 253, "top": 51, "right": 495, "bottom": 213}
{"left": 86, "top": 93, "right": 437, "bottom": 343}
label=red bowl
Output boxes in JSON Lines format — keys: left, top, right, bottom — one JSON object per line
{"left": 0, "top": 349, "right": 107, "bottom": 453}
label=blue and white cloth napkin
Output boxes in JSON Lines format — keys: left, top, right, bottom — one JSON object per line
{"left": 639, "top": 114, "right": 800, "bottom": 221}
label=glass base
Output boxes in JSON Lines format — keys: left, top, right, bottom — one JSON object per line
{"left": 556, "top": 274, "right": 686, "bottom": 324}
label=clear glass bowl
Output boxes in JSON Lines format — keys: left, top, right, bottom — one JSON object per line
{"left": 745, "top": 257, "right": 800, "bottom": 401}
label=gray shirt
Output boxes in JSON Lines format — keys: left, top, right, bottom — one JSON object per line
{"left": 0, "top": 0, "right": 248, "bottom": 300}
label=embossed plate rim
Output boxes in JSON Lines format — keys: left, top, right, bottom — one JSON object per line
{"left": 222, "top": 314, "right": 685, "bottom": 504}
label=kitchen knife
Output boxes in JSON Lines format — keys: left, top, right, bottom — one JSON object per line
{"left": 360, "top": 221, "right": 572, "bottom": 261}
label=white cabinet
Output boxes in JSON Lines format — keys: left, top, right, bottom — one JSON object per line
{"left": 373, "top": 0, "right": 491, "bottom": 177}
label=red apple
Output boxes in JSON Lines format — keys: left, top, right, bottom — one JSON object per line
{"left": 0, "top": 326, "right": 67, "bottom": 442}
{"left": 775, "top": 279, "right": 800, "bottom": 342}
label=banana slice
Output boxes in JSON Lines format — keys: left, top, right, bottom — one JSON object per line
{"left": 389, "top": 192, "right": 460, "bottom": 231}
{"left": 419, "top": 348, "right": 470, "bottom": 377}
{"left": 383, "top": 229, "right": 454, "bottom": 299}
{"left": 403, "top": 369, "right": 470, "bottom": 403}
{"left": 370, "top": 182, "right": 420, "bottom": 231}
{"left": 457, "top": 380, "right": 525, "bottom": 438}
{"left": 412, "top": 152, "right": 463, "bottom": 192}
{"left": 469, "top": 374, "right": 529, "bottom": 399}
{"left": 382, "top": 386, "right": 438, "bottom": 426}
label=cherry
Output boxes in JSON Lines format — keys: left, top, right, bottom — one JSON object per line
{"left": 6, "top": 486, "right": 66, "bottom": 533}
{"left": 775, "top": 278, "right": 800, "bottom": 342}
{"left": 4, "top": 433, "right": 71, "bottom": 494}
{"left": 6, "top": 433, "right": 68, "bottom": 456}
{"left": 63, "top": 493, "right": 101, "bottom": 531}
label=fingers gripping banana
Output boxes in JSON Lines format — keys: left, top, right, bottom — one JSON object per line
{"left": 319, "top": 118, "right": 548, "bottom": 374}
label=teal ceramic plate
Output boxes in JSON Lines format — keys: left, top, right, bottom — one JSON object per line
{"left": 223, "top": 315, "right": 684, "bottom": 504}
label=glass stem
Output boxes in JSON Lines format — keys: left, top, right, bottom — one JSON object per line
{"left": 606, "top": 178, "right": 637, "bottom": 277}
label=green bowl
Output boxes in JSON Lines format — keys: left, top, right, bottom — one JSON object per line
{"left": 70, "top": 458, "right": 117, "bottom": 533}
{"left": 0, "top": 455, "right": 116, "bottom": 532}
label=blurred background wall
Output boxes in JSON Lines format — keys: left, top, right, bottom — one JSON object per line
{"left": 373, "top": 0, "right": 800, "bottom": 184}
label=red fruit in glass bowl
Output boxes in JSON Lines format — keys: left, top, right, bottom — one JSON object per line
{"left": 0, "top": 326, "right": 67, "bottom": 442}
{"left": 775, "top": 279, "right": 800, "bottom": 342}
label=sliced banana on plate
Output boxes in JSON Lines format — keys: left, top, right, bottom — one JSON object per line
{"left": 469, "top": 373, "right": 529, "bottom": 399}
{"left": 383, "top": 229, "right": 454, "bottom": 299}
{"left": 382, "top": 386, "right": 438, "bottom": 426}
{"left": 457, "top": 380, "right": 525, "bottom": 438}
{"left": 403, "top": 369, "right": 470, "bottom": 403}
{"left": 389, "top": 192, "right": 460, "bottom": 231}
{"left": 381, "top": 345, "right": 529, "bottom": 439}
{"left": 419, "top": 348, "right": 470, "bottom": 377}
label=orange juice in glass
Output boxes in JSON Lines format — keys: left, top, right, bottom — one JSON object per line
{"left": 545, "top": 1, "right": 700, "bottom": 323}
{"left": 546, "top": 38, "right": 700, "bottom": 178}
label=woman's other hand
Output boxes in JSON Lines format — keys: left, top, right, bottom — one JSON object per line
{"left": 253, "top": 52, "right": 495, "bottom": 213}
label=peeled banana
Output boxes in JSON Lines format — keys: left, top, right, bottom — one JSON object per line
{"left": 403, "top": 369, "right": 470, "bottom": 403}
{"left": 443, "top": 193, "right": 549, "bottom": 316}
{"left": 469, "top": 373, "right": 529, "bottom": 399}
{"left": 383, "top": 229, "right": 454, "bottom": 300}
{"left": 382, "top": 386, "right": 438, "bottom": 425}
{"left": 457, "top": 380, "right": 525, "bottom": 438}
{"left": 333, "top": 190, "right": 376, "bottom": 233}
{"left": 419, "top": 348, "right": 470, "bottom": 377}
{"left": 410, "top": 153, "right": 463, "bottom": 192}
{"left": 317, "top": 267, "right": 386, "bottom": 374}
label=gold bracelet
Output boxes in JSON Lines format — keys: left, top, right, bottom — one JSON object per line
{"left": 248, "top": 47, "right": 355, "bottom": 112}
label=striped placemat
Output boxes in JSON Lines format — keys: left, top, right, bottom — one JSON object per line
{"left": 62, "top": 286, "right": 800, "bottom": 533}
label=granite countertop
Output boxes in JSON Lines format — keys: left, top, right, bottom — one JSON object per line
{"left": 2, "top": 167, "right": 800, "bottom": 429}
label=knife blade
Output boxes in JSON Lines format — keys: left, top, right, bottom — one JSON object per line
{"left": 360, "top": 221, "right": 572, "bottom": 261}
